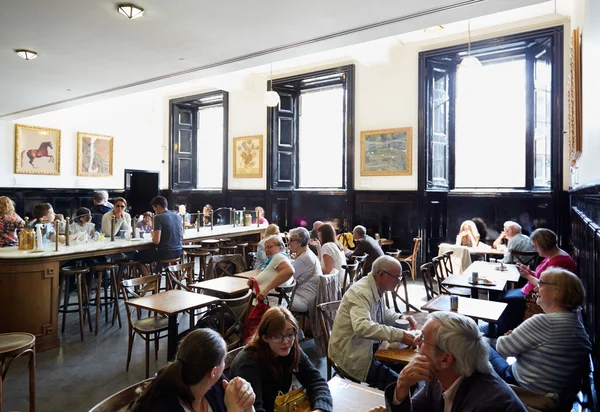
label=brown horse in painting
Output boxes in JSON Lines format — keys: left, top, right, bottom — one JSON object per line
{"left": 21, "top": 141, "right": 54, "bottom": 168}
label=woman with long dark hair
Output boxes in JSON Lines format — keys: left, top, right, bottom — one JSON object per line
{"left": 309, "top": 222, "right": 345, "bottom": 281}
{"left": 131, "top": 329, "right": 256, "bottom": 412}
{"left": 229, "top": 307, "right": 332, "bottom": 412}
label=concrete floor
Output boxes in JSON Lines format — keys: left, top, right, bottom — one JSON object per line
{"left": 2, "top": 279, "right": 430, "bottom": 412}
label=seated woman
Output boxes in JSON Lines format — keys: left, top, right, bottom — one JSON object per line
{"left": 0, "top": 196, "right": 25, "bottom": 247}
{"left": 252, "top": 235, "right": 294, "bottom": 301}
{"left": 255, "top": 206, "right": 268, "bottom": 225}
{"left": 288, "top": 227, "right": 323, "bottom": 313}
{"left": 309, "top": 223, "right": 345, "bottom": 282}
{"left": 254, "top": 224, "right": 280, "bottom": 270}
{"left": 101, "top": 197, "right": 132, "bottom": 237}
{"left": 496, "top": 228, "right": 576, "bottom": 335}
{"left": 455, "top": 219, "right": 480, "bottom": 247}
{"left": 490, "top": 268, "right": 591, "bottom": 407}
{"left": 203, "top": 204, "right": 213, "bottom": 226}
{"left": 230, "top": 307, "right": 333, "bottom": 412}
{"left": 130, "top": 328, "right": 256, "bottom": 412}
{"left": 136, "top": 212, "right": 154, "bottom": 233}
{"left": 70, "top": 207, "right": 96, "bottom": 238}
{"left": 471, "top": 217, "right": 488, "bottom": 245}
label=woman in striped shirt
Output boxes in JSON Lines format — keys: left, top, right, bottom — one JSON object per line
{"left": 489, "top": 268, "right": 591, "bottom": 408}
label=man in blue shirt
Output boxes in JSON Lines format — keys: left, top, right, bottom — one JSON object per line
{"left": 137, "top": 196, "right": 182, "bottom": 276}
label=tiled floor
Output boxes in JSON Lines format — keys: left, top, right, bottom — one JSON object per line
{"left": 2, "top": 278, "right": 429, "bottom": 412}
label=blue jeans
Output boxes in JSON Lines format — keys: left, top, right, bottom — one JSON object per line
{"left": 496, "top": 289, "right": 526, "bottom": 336}
{"left": 366, "top": 343, "right": 402, "bottom": 390}
{"left": 489, "top": 347, "right": 518, "bottom": 385}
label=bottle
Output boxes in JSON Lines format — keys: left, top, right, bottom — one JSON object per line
{"left": 35, "top": 223, "right": 44, "bottom": 251}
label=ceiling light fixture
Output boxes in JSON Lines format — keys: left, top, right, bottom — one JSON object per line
{"left": 117, "top": 3, "right": 144, "bottom": 19}
{"left": 15, "top": 49, "right": 38, "bottom": 60}
{"left": 458, "top": 20, "right": 482, "bottom": 73}
{"left": 264, "top": 64, "right": 280, "bottom": 108}
{"left": 424, "top": 25, "right": 444, "bottom": 33}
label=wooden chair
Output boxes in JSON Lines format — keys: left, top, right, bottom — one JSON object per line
{"left": 399, "top": 237, "right": 421, "bottom": 280}
{"left": 219, "top": 289, "right": 253, "bottom": 350}
{"left": 88, "top": 378, "right": 153, "bottom": 412}
{"left": 220, "top": 245, "right": 238, "bottom": 255}
{"left": 59, "top": 265, "right": 93, "bottom": 342}
{"left": 0, "top": 332, "right": 36, "bottom": 412}
{"left": 385, "top": 269, "right": 428, "bottom": 328}
{"left": 353, "top": 254, "right": 368, "bottom": 279}
{"left": 121, "top": 275, "right": 169, "bottom": 379}
{"left": 185, "top": 249, "right": 211, "bottom": 281}
{"left": 431, "top": 255, "right": 471, "bottom": 297}
{"left": 509, "top": 250, "right": 542, "bottom": 269}
{"left": 288, "top": 283, "right": 310, "bottom": 338}
{"left": 165, "top": 263, "right": 194, "bottom": 291}
{"left": 386, "top": 249, "right": 401, "bottom": 259}
{"left": 272, "top": 280, "right": 297, "bottom": 306}
{"left": 224, "top": 347, "right": 244, "bottom": 377}
{"left": 420, "top": 262, "right": 439, "bottom": 301}
{"left": 317, "top": 301, "right": 359, "bottom": 382}
{"left": 341, "top": 262, "right": 359, "bottom": 296}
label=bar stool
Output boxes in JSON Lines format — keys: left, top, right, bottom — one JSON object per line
{"left": 0, "top": 332, "right": 36, "bottom": 412}
{"left": 220, "top": 245, "right": 238, "bottom": 255}
{"left": 118, "top": 261, "right": 139, "bottom": 281}
{"left": 236, "top": 242, "right": 249, "bottom": 268}
{"left": 203, "top": 247, "right": 220, "bottom": 256}
{"left": 90, "top": 263, "right": 122, "bottom": 335}
{"left": 59, "top": 266, "right": 93, "bottom": 342}
{"left": 201, "top": 239, "right": 220, "bottom": 248}
{"left": 186, "top": 250, "right": 210, "bottom": 281}
{"left": 218, "top": 238, "right": 232, "bottom": 245}
{"left": 157, "top": 257, "right": 181, "bottom": 290}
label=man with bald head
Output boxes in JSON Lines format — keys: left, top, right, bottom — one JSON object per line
{"left": 493, "top": 221, "right": 534, "bottom": 264}
{"left": 329, "top": 256, "right": 417, "bottom": 390}
{"left": 309, "top": 220, "right": 323, "bottom": 240}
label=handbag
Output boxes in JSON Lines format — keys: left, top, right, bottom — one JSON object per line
{"left": 523, "top": 291, "right": 544, "bottom": 320}
{"left": 274, "top": 385, "right": 310, "bottom": 412}
{"left": 243, "top": 277, "right": 270, "bottom": 342}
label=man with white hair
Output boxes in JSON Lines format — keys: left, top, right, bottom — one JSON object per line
{"left": 347, "top": 225, "right": 384, "bottom": 275}
{"left": 493, "top": 221, "right": 534, "bottom": 264}
{"left": 329, "top": 256, "right": 417, "bottom": 390}
{"left": 379, "top": 312, "right": 526, "bottom": 411}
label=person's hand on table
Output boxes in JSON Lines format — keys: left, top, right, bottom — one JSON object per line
{"left": 394, "top": 355, "right": 435, "bottom": 403}
{"left": 406, "top": 315, "right": 417, "bottom": 330}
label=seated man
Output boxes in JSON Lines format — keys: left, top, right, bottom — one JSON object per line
{"left": 380, "top": 311, "right": 526, "bottom": 412}
{"left": 329, "top": 256, "right": 417, "bottom": 390}
{"left": 90, "top": 191, "right": 113, "bottom": 232}
{"left": 493, "top": 221, "right": 534, "bottom": 264}
{"left": 137, "top": 196, "right": 183, "bottom": 276}
{"left": 346, "top": 225, "right": 384, "bottom": 275}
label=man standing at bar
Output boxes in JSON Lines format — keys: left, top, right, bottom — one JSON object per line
{"left": 137, "top": 196, "right": 182, "bottom": 276}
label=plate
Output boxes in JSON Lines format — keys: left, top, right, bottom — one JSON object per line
{"left": 468, "top": 277, "right": 496, "bottom": 286}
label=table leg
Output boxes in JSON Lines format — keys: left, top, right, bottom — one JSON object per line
{"left": 471, "top": 288, "right": 478, "bottom": 299}
{"left": 488, "top": 322, "right": 498, "bottom": 337}
{"left": 167, "top": 315, "right": 178, "bottom": 361}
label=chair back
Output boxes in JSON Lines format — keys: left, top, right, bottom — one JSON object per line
{"left": 420, "top": 262, "right": 438, "bottom": 301}
{"left": 273, "top": 280, "right": 297, "bottom": 306}
{"left": 432, "top": 255, "right": 453, "bottom": 295}
{"left": 206, "top": 254, "right": 246, "bottom": 279}
{"left": 219, "top": 289, "right": 253, "bottom": 350}
{"left": 121, "top": 275, "right": 162, "bottom": 324}
{"left": 224, "top": 347, "right": 244, "bottom": 377}
{"left": 165, "top": 262, "right": 194, "bottom": 291}
{"left": 385, "top": 270, "right": 421, "bottom": 314}
{"left": 353, "top": 254, "right": 368, "bottom": 279}
{"left": 509, "top": 250, "right": 542, "bottom": 268}
{"left": 341, "top": 262, "right": 359, "bottom": 295}
{"left": 88, "top": 378, "right": 153, "bottom": 412}
{"left": 441, "top": 251, "right": 454, "bottom": 276}
{"left": 317, "top": 300, "right": 341, "bottom": 371}
{"left": 313, "top": 272, "right": 341, "bottom": 358}
{"left": 410, "top": 237, "right": 422, "bottom": 259}
{"left": 386, "top": 249, "right": 401, "bottom": 259}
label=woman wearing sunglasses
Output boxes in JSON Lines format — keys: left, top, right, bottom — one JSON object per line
{"left": 489, "top": 268, "right": 591, "bottom": 409}
{"left": 229, "top": 307, "right": 332, "bottom": 412}
{"left": 100, "top": 196, "right": 132, "bottom": 237}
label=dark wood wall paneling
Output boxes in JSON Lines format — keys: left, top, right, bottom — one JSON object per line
{"left": 569, "top": 181, "right": 600, "bottom": 405}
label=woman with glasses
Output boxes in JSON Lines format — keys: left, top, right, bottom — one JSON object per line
{"left": 489, "top": 268, "right": 590, "bottom": 408}
{"left": 230, "top": 307, "right": 332, "bottom": 412}
{"left": 252, "top": 234, "right": 294, "bottom": 302}
{"left": 101, "top": 196, "right": 132, "bottom": 237}
{"left": 288, "top": 227, "right": 322, "bottom": 312}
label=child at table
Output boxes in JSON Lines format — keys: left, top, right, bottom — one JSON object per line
{"left": 32, "top": 203, "right": 83, "bottom": 245}
{"left": 70, "top": 207, "right": 96, "bottom": 238}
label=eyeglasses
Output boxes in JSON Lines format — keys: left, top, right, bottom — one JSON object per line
{"left": 381, "top": 270, "right": 402, "bottom": 284}
{"left": 270, "top": 332, "right": 297, "bottom": 344}
{"left": 538, "top": 280, "right": 556, "bottom": 286}
{"left": 414, "top": 331, "right": 438, "bottom": 349}
{"left": 115, "top": 205, "right": 126, "bottom": 208}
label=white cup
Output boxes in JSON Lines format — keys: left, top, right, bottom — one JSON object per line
{"left": 395, "top": 318, "right": 410, "bottom": 330}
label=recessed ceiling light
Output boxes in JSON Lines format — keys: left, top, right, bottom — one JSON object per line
{"left": 15, "top": 49, "right": 38, "bottom": 60}
{"left": 423, "top": 25, "right": 445, "bottom": 33}
{"left": 117, "top": 3, "right": 144, "bottom": 19}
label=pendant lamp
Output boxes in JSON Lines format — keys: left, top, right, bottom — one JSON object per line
{"left": 458, "top": 21, "right": 482, "bottom": 73}
{"left": 264, "top": 64, "right": 280, "bottom": 107}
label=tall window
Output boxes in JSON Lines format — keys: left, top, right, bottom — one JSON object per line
{"left": 169, "top": 91, "right": 228, "bottom": 190}
{"left": 421, "top": 27, "right": 562, "bottom": 191}
{"left": 269, "top": 65, "right": 354, "bottom": 190}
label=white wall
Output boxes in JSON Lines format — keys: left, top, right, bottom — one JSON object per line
{"left": 0, "top": 14, "right": 571, "bottom": 192}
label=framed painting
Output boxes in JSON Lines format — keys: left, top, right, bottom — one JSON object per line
{"left": 77, "top": 132, "right": 114, "bottom": 177}
{"left": 15, "top": 124, "right": 61, "bottom": 175}
{"left": 360, "top": 127, "right": 412, "bottom": 176}
{"left": 233, "top": 135, "right": 263, "bottom": 178}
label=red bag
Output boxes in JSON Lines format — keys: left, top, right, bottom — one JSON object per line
{"left": 244, "top": 278, "right": 270, "bottom": 342}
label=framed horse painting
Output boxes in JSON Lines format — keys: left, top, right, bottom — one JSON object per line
{"left": 76, "top": 132, "right": 114, "bottom": 177}
{"left": 15, "top": 124, "right": 61, "bottom": 175}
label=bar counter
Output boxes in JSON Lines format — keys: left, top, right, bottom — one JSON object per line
{"left": 0, "top": 224, "right": 265, "bottom": 351}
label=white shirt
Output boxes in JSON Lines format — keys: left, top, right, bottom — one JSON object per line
{"left": 254, "top": 252, "right": 294, "bottom": 293}
{"left": 101, "top": 211, "right": 131, "bottom": 237}
{"left": 442, "top": 376, "right": 464, "bottom": 412}
{"left": 321, "top": 242, "right": 346, "bottom": 283}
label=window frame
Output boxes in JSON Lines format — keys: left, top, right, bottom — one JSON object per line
{"left": 267, "top": 64, "right": 355, "bottom": 192}
{"left": 418, "top": 26, "right": 564, "bottom": 193}
{"left": 169, "top": 90, "right": 229, "bottom": 192}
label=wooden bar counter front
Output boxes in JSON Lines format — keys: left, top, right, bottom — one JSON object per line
{"left": 0, "top": 225, "right": 265, "bottom": 352}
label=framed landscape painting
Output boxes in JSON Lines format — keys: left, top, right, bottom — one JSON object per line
{"left": 15, "top": 123, "right": 61, "bottom": 175}
{"left": 77, "top": 132, "right": 114, "bottom": 177}
{"left": 233, "top": 135, "right": 263, "bottom": 178}
{"left": 360, "top": 127, "right": 412, "bottom": 176}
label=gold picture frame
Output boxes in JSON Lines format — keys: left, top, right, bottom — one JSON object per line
{"left": 360, "top": 127, "right": 412, "bottom": 176}
{"left": 568, "top": 27, "right": 583, "bottom": 166}
{"left": 15, "top": 124, "right": 61, "bottom": 175}
{"left": 77, "top": 132, "right": 114, "bottom": 177}
{"left": 233, "top": 135, "right": 263, "bottom": 178}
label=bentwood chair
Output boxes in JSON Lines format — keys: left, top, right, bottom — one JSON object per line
{"left": 509, "top": 250, "right": 542, "bottom": 269}
{"left": 121, "top": 275, "right": 169, "bottom": 379}
{"left": 341, "top": 262, "right": 360, "bottom": 296}
{"left": 399, "top": 237, "right": 421, "bottom": 280}
{"left": 165, "top": 263, "right": 196, "bottom": 329}
{"left": 420, "top": 262, "right": 439, "bottom": 301}
{"left": 431, "top": 255, "right": 471, "bottom": 297}
{"left": 88, "top": 378, "right": 153, "bottom": 412}
{"left": 385, "top": 269, "right": 428, "bottom": 328}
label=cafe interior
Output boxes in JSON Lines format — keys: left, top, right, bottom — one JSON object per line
{"left": 1, "top": 0, "right": 599, "bottom": 411}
